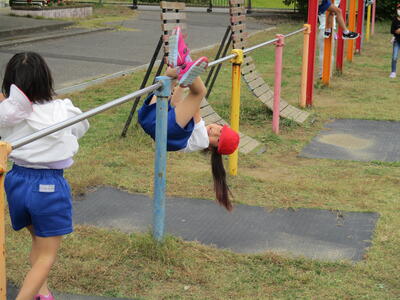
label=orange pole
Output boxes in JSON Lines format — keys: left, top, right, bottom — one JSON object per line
{"left": 322, "top": 12, "right": 333, "bottom": 85}
{"left": 0, "top": 142, "right": 11, "bottom": 300}
{"left": 347, "top": 0, "right": 357, "bottom": 62}
{"left": 300, "top": 24, "right": 311, "bottom": 108}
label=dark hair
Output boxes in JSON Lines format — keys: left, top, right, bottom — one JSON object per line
{"left": 210, "top": 146, "right": 233, "bottom": 211}
{"left": 2, "top": 52, "right": 54, "bottom": 103}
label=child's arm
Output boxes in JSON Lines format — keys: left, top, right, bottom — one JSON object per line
{"left": 64, "top": 99, "right": 89, "bottom": 139}
{"left": 0, "top": 93, "right": 5, "bottom": 102}
{"left": 0, "top": 85, "right": 32, "bottom": 128}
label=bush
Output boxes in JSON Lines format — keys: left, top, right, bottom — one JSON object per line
{"left": 282, "top": 0, "right": 398, "bottom": 20}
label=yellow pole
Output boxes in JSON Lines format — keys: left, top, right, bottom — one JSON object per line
{"left": 366, "top": 4, "right": 371, "bottom": 41}
{"left": 300, "top": 24, "right": 311, "bottom": 108}
{"left": 228, "top": 49, "right": 244, "bottom": 176}
{"left": 0, "top": 142, "right": 11, "bottom": 300}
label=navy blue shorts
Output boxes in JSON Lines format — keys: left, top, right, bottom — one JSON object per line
{"left": 138, "top": 94, "right": 195, "bottom": 151}
{"left": 5, "top": 165, "right": 73, "bottom": 237}
{"left": 318, "top": 0, "right": 331, "bottom": 14}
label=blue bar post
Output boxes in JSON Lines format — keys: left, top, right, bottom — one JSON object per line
{"left": 153, "top": 76, "right": 171, "bottom": 241}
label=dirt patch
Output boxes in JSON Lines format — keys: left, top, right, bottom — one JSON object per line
{"left": 318, "top": 133, "right": 373, "bottom": 150}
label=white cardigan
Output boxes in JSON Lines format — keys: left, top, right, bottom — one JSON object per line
{"left": 0, "top": 84, "right": 89, "bottom": 168}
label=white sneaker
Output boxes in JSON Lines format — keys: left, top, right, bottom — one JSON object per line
{"left": 389, "top": 72, "right": 396, "bottom": 78}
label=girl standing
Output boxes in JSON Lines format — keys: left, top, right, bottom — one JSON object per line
{"left": 0, "top": 52, "right": 89, "bottom": 300}
{"left": 138, "top": 27, "right": 240, "bottom": 211}
{"left": 390, "top": 3, "right": 400, "bottom": 78}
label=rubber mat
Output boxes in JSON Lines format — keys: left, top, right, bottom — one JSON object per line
{"left": 300, "top": 119, "right": 400, "bottom": 162}
{"left": 74, "top": 186, "right": 378, "bottom": 262}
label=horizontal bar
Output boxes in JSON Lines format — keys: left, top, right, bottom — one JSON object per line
{"left": 208, "top": 27, "right": 305, "bottom": 67}
{"left": 11, "top": 82, "right": 163, "bottom": 150}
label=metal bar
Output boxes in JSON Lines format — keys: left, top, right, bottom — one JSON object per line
{"left": 205, "top": 26, "right": 231, "bottom": 88}
{"left": 206, "top": 32, "right": 232, "bottom": 99}
{"left": 300, "top": 24, "right": 311, "bottom": 108}
{"left": 336, "top": 0, "right": 346, "bottom": 73}
{"left": 322, "top": 11, "right": 333, "bottom": 86}
{"left": 355, "top": 0, "right": 365, "bottom": 53}
{"left": 371, "top": 0, "right": 376, "bottom": 35}
{"left": 152, "top": 76, "right": 171, "bottom": 242}
{"left": 121, "top": 35, "right": 163, "bottom": 137}
{"left": 11, "top": 83, "right": 162, "bottom": 150}
{"left": 283, "top": 27, "right": 307, "bottom": 38}
{"left": 347, "top": 0, "right": 357, "bottom": 61}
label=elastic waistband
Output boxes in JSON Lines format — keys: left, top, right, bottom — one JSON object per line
{"left": 11, "top": 164, "right": 64, "bottom": 176}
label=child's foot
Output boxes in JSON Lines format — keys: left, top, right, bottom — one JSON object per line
{"left": 178, "top": 57, "right": 208, "bottom": 87}
{"left": 168, "top": 26, "right": 190, "bottom": 68}
{"left": 35, "top": 292, "right": 54, "bottom": 300}
{"left": 323, "top": 30, "right": 332, "bottom": 39}
{"left": 342, "top": 31, "right": 359, "bottom": 39}
{"left": 389, "top": 72, "right": 396, "bottom": 78}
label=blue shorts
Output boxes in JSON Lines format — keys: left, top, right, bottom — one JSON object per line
{"left": 5, "top": 165, "right": 73, "bottom": 237}
{"left": 318, "top": 0, "right": 331, "bottom": 14}
{"left": 138, "top": 94, "right": 195, "bottom": 151}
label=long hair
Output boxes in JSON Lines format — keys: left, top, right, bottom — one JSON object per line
{"left": 2, "top": 52, "right": 54, "bottom": 103}
{"left": 210, "top": 146, "right": 233, "bottom": 211}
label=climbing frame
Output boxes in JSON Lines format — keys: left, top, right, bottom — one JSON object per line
{"left": 229, "top": 0, "right": 309, "bottom": 124}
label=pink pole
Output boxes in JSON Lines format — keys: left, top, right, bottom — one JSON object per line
{"left": 273, "top": 34, "right": 284, "bottom": 135}
{"left": 371, "top": 0, "right": 376, "bottom": 35}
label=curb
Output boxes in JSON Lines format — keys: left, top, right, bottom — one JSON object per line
{"left": 0, "top": 21, "right": 75, "bottom": 39}
{"left": 0, "top": 27, "right": 112, "bottom": 48}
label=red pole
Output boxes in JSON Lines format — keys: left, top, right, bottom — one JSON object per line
{"left": 306, "top": 0, "right": 318, "bottom": 107}
{"left": 273, "top": 34, "right": 284, "bottom": 135}
{"left": 336, "top": 0, "right": 347, "bottom": 73}
{"left": 355, "top": 0, "right": 365, "bottom": 53}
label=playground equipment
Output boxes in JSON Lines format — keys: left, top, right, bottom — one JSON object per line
{"left": 0, "top": 21, "right": 313, "bottom": 298}
{"left": 122, "top": 0, "right": 310, "bottom": 152}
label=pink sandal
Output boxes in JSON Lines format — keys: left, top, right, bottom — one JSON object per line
{"left": 35, "top": 292, "right": 54, "bottom": 300}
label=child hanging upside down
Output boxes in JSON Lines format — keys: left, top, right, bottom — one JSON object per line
{"left": 318, "top": 0, "right": 360, "bottom": 39}
{"left": 138, "top": 26, "right": 240, "bottom": 211}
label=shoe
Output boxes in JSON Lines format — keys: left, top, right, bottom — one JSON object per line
{"left": 389, "top": 72, "right": 396, "bottom": 78}
{"left": 323, "top": 30, "right": 332, "bottom": 38}
{"left": 178, "top": 56, "right": 208, "bottom": 87}
{"left": 35, "top": 292, "right": 54, "bottom": 300}
{"left": 342, "top": 31, "right": 359, "bottom": 39}
{"left": 168, "top": 26, "right": 190, "bottom": 68}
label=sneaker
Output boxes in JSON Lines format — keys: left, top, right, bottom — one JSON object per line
{"left": 342, "top": 31, "right": 359, "bottom": 40}
{"left": 168, "top": 26, "right": 190, "bottom": 68}
{"left": 323, "top": 30, "right": 332, "bottom": 38}
{"left": 35, "top": 292, "right": 54, "bottom": 300}
{"left": 178, "top": 56, "right": 208, "bottom": 87}
{"left": 389, "top": 72, "right": 396, "bottom": 78}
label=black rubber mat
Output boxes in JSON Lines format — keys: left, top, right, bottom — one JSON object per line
{"left": 6, "top": 282, "right": 135, "bottom": 300}
{"left": 300, "top": 119, "right": 400, "bottom": 162}
{"left": 74, "top": 186, "right": 378, "bottom": 262}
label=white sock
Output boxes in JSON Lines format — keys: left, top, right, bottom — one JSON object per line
{"left": 344, "top": 29, "right": 349, "bottom": 34}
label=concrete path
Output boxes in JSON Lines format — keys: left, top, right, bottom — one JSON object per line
{"left": 0, "top": 9, "right": 267, "bottom": 90}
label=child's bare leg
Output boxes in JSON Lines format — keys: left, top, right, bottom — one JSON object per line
{"left": 174, "top": 77, "right": 207, "bottom": 128}
{"left": 327, "top": 5, "right": 347, "bottom": 31}
{"left": 27, "top": 226, "right": 50, "bottom": 295}
{"left": 16, "top": 233, "right": 62, "bottom": 300}
{"left": 326, "top": 11, "right": 334, "bottom": 29}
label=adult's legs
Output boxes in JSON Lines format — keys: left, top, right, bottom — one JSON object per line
{"left": 16, "top": 226, "right": 62, "bottom": 300}
{"left": 392, "top": 40, "right": 400, "bottom": 73}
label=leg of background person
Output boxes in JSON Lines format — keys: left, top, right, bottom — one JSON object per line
{"left": 392, "top": 41, "right": 399, "bottom": 73}
{"left": 328, "top": 5, "right": 347, "bottom": 31}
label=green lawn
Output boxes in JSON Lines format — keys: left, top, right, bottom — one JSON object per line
{"left": 4, "top": 15, "right": 400, "bottom": 300}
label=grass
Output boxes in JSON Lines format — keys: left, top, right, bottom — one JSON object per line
{"left": 4, "top": 17, "right": 400, "bottom": 299}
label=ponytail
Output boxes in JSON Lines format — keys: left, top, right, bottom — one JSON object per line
{"left": 210, "top": 146, "right": 233, "bottom": 211}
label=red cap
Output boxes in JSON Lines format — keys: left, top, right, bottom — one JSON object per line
{"left": 217, "top": 125, "right": 240, "bottom": 155}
